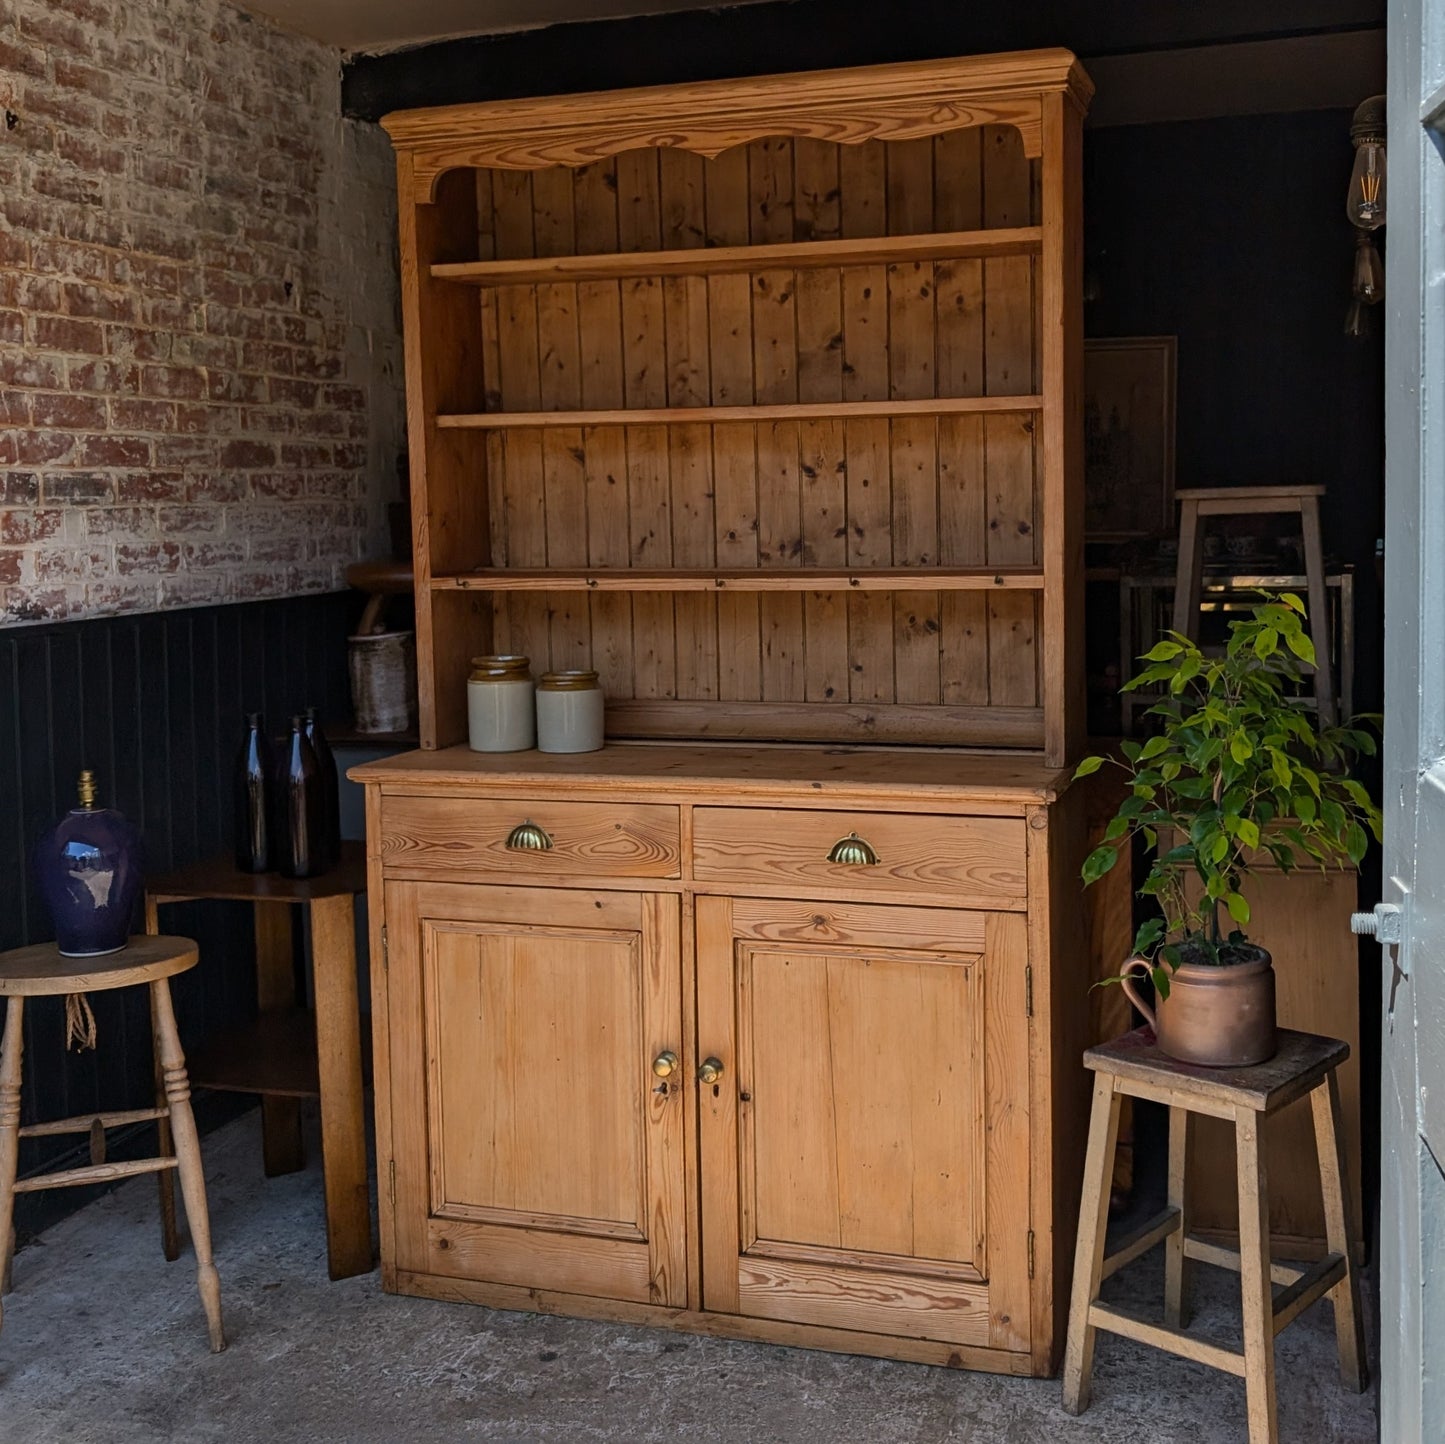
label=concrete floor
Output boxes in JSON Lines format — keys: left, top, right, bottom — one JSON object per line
{"left": 0, "top": 1110, "right": 1377, "bottom": 1443}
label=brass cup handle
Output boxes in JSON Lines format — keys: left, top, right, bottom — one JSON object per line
{"left": 697, "top": 1056, "right": 724, "bottom": 1085}
{"left": 827, "top": 832, "right": 880, "bottom": 866}
{"left": 651, "top": 1050, "right": 680, "bottom": 1079}
{"left": 505, "top": 820, "right": 554, "bottom": 851}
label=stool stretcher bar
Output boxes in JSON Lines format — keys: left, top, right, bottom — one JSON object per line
{"left": 12, "top": 1156, "right": 178, "bottom": 1193}
{"left": 18, "top": 1106, "right": 169, "bottom": 1139}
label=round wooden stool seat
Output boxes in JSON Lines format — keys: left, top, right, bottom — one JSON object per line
{"left": 0, "top": 936, "right": 198, "bottom": 996}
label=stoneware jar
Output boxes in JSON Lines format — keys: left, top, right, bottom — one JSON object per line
{"left": 1120, "top": 952, "right": 1277, "bottom": 1067}
{"left": 34, "top": 769, "right": 142, "bottom": 957}
{"left": 349, "top": 629, "right": 417, "bottom": 735}
{"left": 468, "top": 655, "right": 535, "bottom": 752}
{"left": 536, "top": 670, "right": 605, "bottom": 753}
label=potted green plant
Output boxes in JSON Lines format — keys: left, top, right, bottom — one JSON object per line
{"left": 1076, "top": 591, "right": 1380, "bottom": 1066}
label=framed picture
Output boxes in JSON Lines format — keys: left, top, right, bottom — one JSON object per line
{"left": 1084, "top": 336, "right": 1178, "bottom": 540}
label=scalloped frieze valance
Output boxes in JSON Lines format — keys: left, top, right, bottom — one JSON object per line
{"left": 382, "top": 47, "right": 1093, "bottom": 203}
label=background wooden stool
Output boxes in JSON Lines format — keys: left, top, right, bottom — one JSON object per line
{"left": 1062, "top": 1027, "right": 1366, "bottom": 1444}
{"left": 0, "top": 936, "right": 224, "bottom": 1353}
{"left": 1172, "top": 484, "right": 1336, "bottom": 725}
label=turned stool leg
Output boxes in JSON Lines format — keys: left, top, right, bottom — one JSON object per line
{"left": 1062, "top": 1074, "right": 1122, "bottom": 1414}
{"left": 0, "top": 997, "right": 24, "bottom": 1332}
{"left": 1172, "top": 498, "right": 1205, "bottom": 635}
{"left": 1298, "top": 495, "right": 1336, "bottom": 727}
{"left": 1235, "top": 1106, "right": 1279, "bottom": 1444}
{"left": 146, "top": 896, "right": 180, "bottom": 1263}
{"left": 150, "top": 982, "right": 181, "bottom": 1263}
{"left": 1311, "top": 1071, "right": 1368, "bottom": 1391}
{"left": 1164, "top": 1106, "right": 1193, "bottom": 1329}
{"left": 150, "top": 979, "right": 225, "bottom": 1353}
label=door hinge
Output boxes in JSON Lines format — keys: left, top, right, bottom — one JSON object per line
{"left": 381, "top": 925, "right": 388, "bottom": 972}
{"left": 388, "top": 1158, "right": 396, "bottom": 1207}
{"left": 1027, "top": 1229, "right": 1035, "bottom": 1279}
{"left": 1025, "top": 965, "right": 1033, "bottom": 1018}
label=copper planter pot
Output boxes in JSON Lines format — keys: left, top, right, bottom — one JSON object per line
{"left": 1121, "top": 954, "right": 1277, "bottom": 1067}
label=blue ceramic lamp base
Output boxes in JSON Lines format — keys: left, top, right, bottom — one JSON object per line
{"left": 34, "top": 770, "right": 142, "bottom": 958}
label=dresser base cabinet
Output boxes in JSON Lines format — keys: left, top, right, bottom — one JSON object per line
{"left": 358, "top": 744, "right": 1097, "bottom": 1377}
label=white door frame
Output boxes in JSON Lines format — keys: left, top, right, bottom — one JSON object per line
{"left": 1379, "top": 3, "right": 1445, "bottom": 1437}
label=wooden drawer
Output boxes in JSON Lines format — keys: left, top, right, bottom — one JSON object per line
{"left": 381, "top": 795, "right": 681, "bottom": 879}
{"left": 691, "top": 807, "right": 1028, "bottom": 906}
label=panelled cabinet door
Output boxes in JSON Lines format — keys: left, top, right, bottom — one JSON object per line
{"left": 385, "top": 880, "right": 687, "bottom": 1307}
{"left": 696, "top": 896, "right": 1031, "bottom": 1353}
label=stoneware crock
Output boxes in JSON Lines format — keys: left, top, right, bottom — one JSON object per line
{"left": 1119, "top": 953, "right": 1278, "bottom": 1067}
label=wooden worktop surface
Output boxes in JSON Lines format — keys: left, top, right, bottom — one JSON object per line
{"left": 348, "top": 742, "right": 1073, "bottom": 805}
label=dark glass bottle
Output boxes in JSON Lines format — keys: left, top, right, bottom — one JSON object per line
{"left": 276, "top": 715, "right": 325, "bottom": 880}
{"left": 233, "top": 713, "right": 273, "bottom": 873}
{"left": 303, "top": 706, "right": 340, "bottom": 870}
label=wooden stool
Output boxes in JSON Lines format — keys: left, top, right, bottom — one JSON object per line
{"left": 1172, "top": 484, "right": 1336, "bottom": 725}
{"left": 1062, "top": 1027, "right": 1366, "bottom": 1444}
{"left": 0, "top": 936, "right": 225, "bottom": 1353}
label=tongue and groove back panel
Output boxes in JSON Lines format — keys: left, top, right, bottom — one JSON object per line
{"left": 468, "top": 133, "right": 1043, "bottom": 746}
{"left": 388, "top": 55, "right": 1087, "bottom": 760}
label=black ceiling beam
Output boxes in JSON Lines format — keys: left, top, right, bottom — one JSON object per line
{"left": 341, "top": 0, "right": 1385, "bottom": 122}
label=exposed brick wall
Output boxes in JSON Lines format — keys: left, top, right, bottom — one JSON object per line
{"left": 0, "top": 0, "right": 404, "bottom": 621}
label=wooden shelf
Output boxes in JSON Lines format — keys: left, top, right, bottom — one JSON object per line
{"left": 189, "top": 1010, "right": 320, "bottom": 1099}
{"left": 436, "top": 395, "right": 1042, "bottom": 430}
{"left": 188, "top": 1007, "right": 374, "bottom": 1100}
{"left": 432, "top": 226, "right": 1043, "bottom": 286}
{"left": 432, "top": 567, "right": 1044, "bottom": 593}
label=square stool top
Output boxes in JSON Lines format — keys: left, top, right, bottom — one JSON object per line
{"left": 1084, "top": 1026, "right": 1348, "bottom": 1115}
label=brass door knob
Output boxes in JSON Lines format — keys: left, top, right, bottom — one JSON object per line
{"left": 827, "top": 832, "right": 879, "bottom": 866}
{"left": 651, "top": 1051, "right": 680, "bottom": 1079}
{"left": 697, "top": 1056, "right": 724, "bottom": 1085}
{"left": 505, "top": 820, "right": 553, "bottom": 851}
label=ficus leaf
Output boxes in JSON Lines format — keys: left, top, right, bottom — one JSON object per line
{"left": 1081, "top": 845, "right": 1120, "bottom": 885}
{"left": 1284, "top": 628, "right": 1316, "bottom": 665}
{"left": 1073, "top": 755, "right": 1104, "bottom": 779}
{"left": 1133, "top": 917, "right": 1165, "bottom": 953}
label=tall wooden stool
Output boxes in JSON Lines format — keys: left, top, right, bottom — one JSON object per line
{"left": 1062, "top": 1027, "right": 1366, "bottom": 1444}
{"left": 0, "top": 936, "right": 225, "bottom": 1353}
{"left": 1171, "top": 484, "right": 1336, "bottom": 725}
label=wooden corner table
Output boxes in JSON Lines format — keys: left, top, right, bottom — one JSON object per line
{"left": 145, "top": 842, "right": 372, "bottom": 1280}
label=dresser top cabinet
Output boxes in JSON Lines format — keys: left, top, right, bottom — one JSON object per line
{"left": 380, "top": 47, "right": 1090, "bottom": 770}
{"left": 361, "top": 48, "right": 1094, "bottom": 1380}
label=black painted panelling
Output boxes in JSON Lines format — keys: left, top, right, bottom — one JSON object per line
{"left": 0, "top": 590, "right": 361, "bottom": 1237}
{"left": 341, "top": 0, "right": 1385, "bottom": 121}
